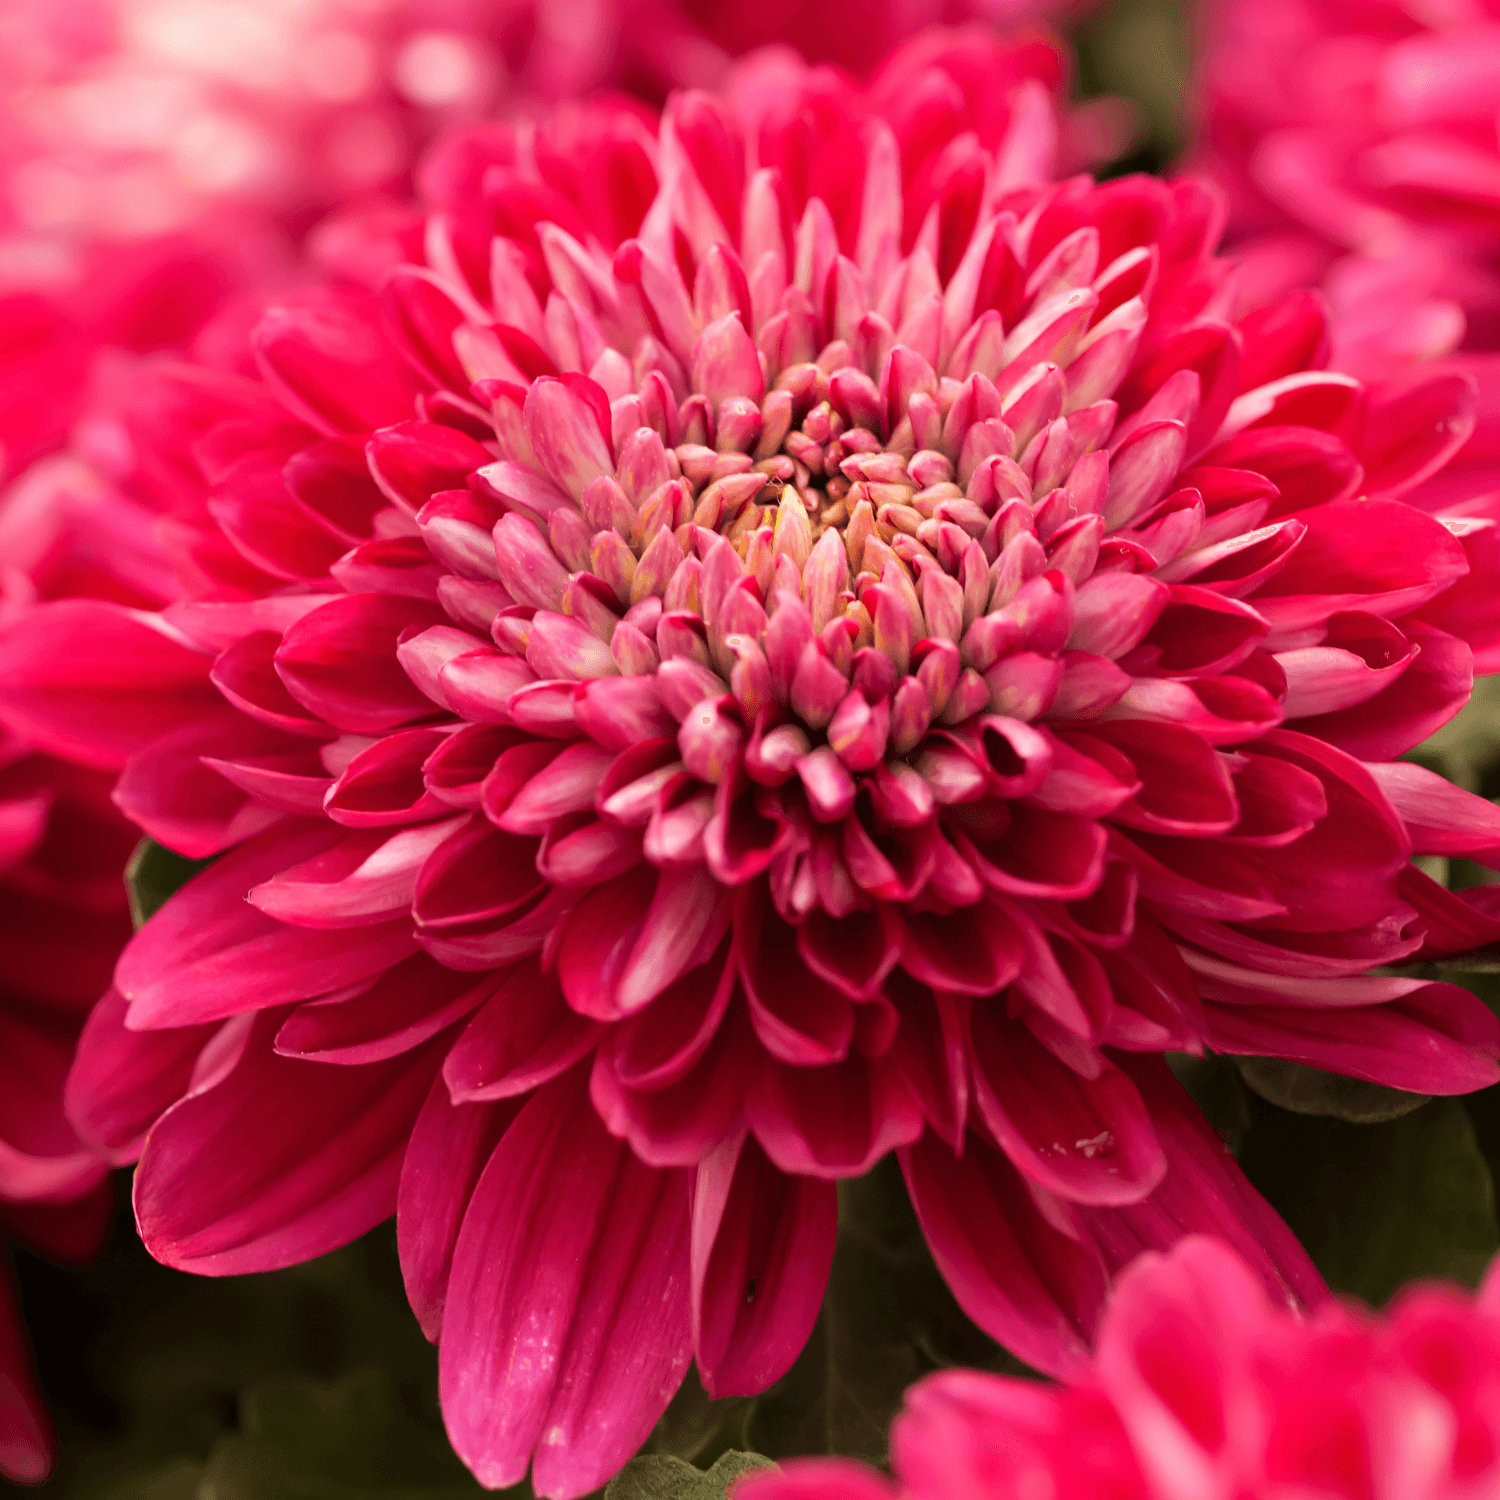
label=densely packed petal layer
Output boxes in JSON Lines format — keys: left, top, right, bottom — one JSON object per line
{"left": 5, "top": 29, "right": 1500, "bottom": 1496}
{"left": 741, "top": 1235, "right": 1500, "bottom": 1500}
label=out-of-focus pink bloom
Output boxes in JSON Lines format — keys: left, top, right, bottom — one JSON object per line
{"left": 1192, "top": 0, "right": 1500, "bottom": 335}
{"left": 0, "top": 696, "right": 127, "bottom": 1485}
{"left": 1190, "top": 0, "right": 1500, "bottom": 613}
{"left": 0, "top": 306, "right": 184, "bottom": 1485}
{"left": 741, "top": 1236, "right": 1500, "bottom": 1500}
{"left": 2, "top": 28, "right": 1499, "bottom": 1496}
{"left": 0, "top": 0, "right": 1109, "bottom": 261}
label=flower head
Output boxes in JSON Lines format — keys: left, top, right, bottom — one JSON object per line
{"left": 741, "top": 1236, "right": 1500, "bottom": 1500}
{"left": 4, "top": 29, "right": 1500, "bottom": 1497}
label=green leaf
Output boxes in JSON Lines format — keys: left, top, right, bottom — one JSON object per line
{"left": 604, "top": 1451, "right": 776, "bottom": 1500}
{"left": 201, "top": 1370, "right": 486, "bottom": 1499}
{"left": 1408, "top": 674, "right": 1500, "bottom": 791}
{"left": 745, "top": 1156, "right": 1033, "bottom": 1465}
{"left": 1239, "top": 1096, "right": 1499, "bottom": 1304}
{"left": 1234, "top": 1057, "right": 1431, "bottom": 1123}
{"left": 125, "top": 837, "right": 217, "bottom": 928}
{"left": 1436, "top": 948, "right": 1500, "bottom": 974}
{"left": 647, "top": 1368, "right": 753, "bottom": 1466}
{"left": 1167, "top": 1052, "right": 1251, "bottom": 1153}
{"left": 90, "top": 1459, "right": 204, "bottom": 1500}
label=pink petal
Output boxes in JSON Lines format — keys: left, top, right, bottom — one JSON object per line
{"left": 135, "top": 1011, "right": 446, "bottom": 1274}
{"left": 1204, "top": 983, "right": 1500, "bottom": 1096}
{"left": 248, "top": 817, "right": 465, "bottom": 928}
{"left": 397, "top": 1077, "right": 520, "bottom": 1340}
{"left": 969, "top": 1009, "right": 1167, "bottom": 1207}
{"left": 900, "top": 1130, "right": 1107, "bottom": 1378}
{"left": 691, "top": 312, "right": 765, "bottom": 408}
{"left": 748, "top": 1049, "right": 923, "bottom": 1179}
{"left": 274, "top": 952, "right": 493, "bottom": 1064}
{"left": 64, "top": 987, "right": 214, "bottom": 1161}
{"left": 0, "top": 1266, "right": 51, "bottom": 1483}
{"left": 1366, "top": 760, "right": 1500, "bottom": 854}
{"left": 117, "top": 822, "right": 419, "bottom": 1028}
{"left": 525, "top": 376, "right": 615, "bottom": 501}
{"left": 0, "top": 600, "right": 216, "bottom": 770}
{"left": 275, "top": 594, "right": 446, "bottom": 733}
{"left": 691, "top": 1132, "right": 836, "bottom": 1397}
{"left": 253, "top": 293, "right": 413, "bottom": 436}
{"left": 438, "top": 1068, "right": 692, "bottom": 1497}
{"left": 443, "top": 955, "right": 603, "bottom": 1101}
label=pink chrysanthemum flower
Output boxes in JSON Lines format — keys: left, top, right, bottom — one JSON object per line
{"left": 0, "top": 462, "right": 152, "bottom": 1484}
{"left": 1188, "top": 0, "right": 1500, "bottom": 659}
{"left": 3, "top": 29, "right": 1500, "bottom": 1496}
{"left": 742, "top": 1236, "right": 1500, "bottom": 1500}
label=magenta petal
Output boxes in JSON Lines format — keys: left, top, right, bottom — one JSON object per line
{"left": 249, "top": 818, "right": 465, "bottom": 928}
{"left": 590, "top": 1018, "right": 745, "bottom": 1169}
{"left": 0, "top": 600, "right": 216, "bottom": 771}
{"left": 747, "top": 1049, "right": 923, "bottom": 1179}
{"left": 1090, "top": 1057, "right": 1326, "bottom": 1314}
{"left": 691, "top": 1132, "right": 836, "bottom": 1397}
{"left": 1286, "top": 620, "right": 1472, "bottom": 759}
{"left": 64, "top": 987, "right": 213, "bottom": 1161}
{"left": 117, "top": 821, "right": 419, "bottom": 1028}
{"left": 0, "top": 1264, "right": 51, "bottom": 1483}
{"left": 886, "top": 982, "right": 971, "bottom": 1151}
{"left": 253, "top": 292, "right": 413, "bottom": 436}
{"left": 1367, "top": 760, "right": 1500, "bottom": 854}
{"left": 397, "top": 1076, "right": 520, "bottom": 1340}
{"left": 900, "top": 1130, "right": 1107, "bottom": 1379}
{"left": 112, "top": 710, "right": 288, "bottom": 857}
{"left": 739, "top": 900, "right": 856, "bottom": 1066}
{"left": 691, "top": 312, "right": 765, "bottom": 408}
{"left": 135, "top": 1012, "right": 446, "bottom": 1274}
{"left": 443, "top": 956, "right": 603, "bottom": 1100}
{"left": 438, "top": 1068, "right": 692, "bottom": 1498}
{"left": 1204, "top": 982, "right": 1500, "bottom": 1096}
{"left": 969, "top": 1010, "right": 1167, "bottom": 1206}
{"left": 0, "top": 1007, "right": 109, "bottom": 1202}
{"left": 524, "top": 376, "right": 615, "bottom": 501}
{"left": 275, "top": 593, "right": 445, "bottom": 733}
{"left": 273, "top": 952, "right": 493, "bottom": 1064}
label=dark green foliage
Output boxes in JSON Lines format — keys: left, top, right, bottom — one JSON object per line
{"left": 1234, "top": 1058, "right": 1431, "bottom": 1124}
{"left": 124, "top": 839, "right": 217, "bottom": 928}
{"left": 743, "top": 1157, "right": 1033, "bottom": 1467}
{"left": 604, "top": 1453, "right": 775, "bottom": 1500}
{"left": 1238, "top": 1097, "right": 1499, "bottom": 1305}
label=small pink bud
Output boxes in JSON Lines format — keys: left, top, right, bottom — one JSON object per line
{"left": 868, "top": 759, "right": 936, "bottom": 827}
{"left": 611, "top": 620, "right": 660, "bottom": 675}
{"left": 631, "top": 524, "right": 685, "bottom": 604}
{"left": 745, "top": 721, "right": 811, "bottom": 785}
{"left": 828, "top": 689, "right": 891, "bottom": 771}
{"left": 983, "top": 650, "right": 1064, "bottom": 720}
{"left": 790, "top": 640, "right": 850, "bottom": 730}
{"left": 939, "top": 668, "right": 991, "bottom": 724}
{"left": 796, "top": 745, "right": 857, "bottom": 822}
{"left": 678, "top": 696, "right": 747, "bottom": 783}
{"left": 915, "top": 637, "right": 961, "bottom": 714}
{"left": 920, "top": 567, "right": 965, "bottom": 642}
{"left": 889, "top": 676, "right": 933, "bottom": 754}
{"left": 803, "top": 528, "right": 850, "bottom": 634}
